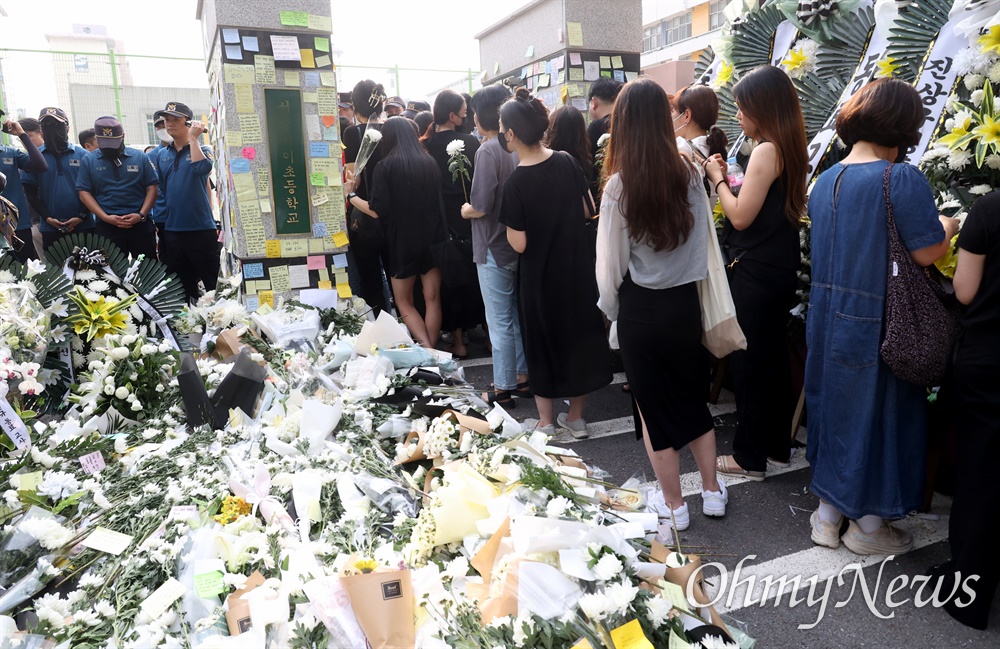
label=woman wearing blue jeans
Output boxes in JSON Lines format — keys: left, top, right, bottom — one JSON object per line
{"left": 461, "top": 84, "right": 529, "bottom": 407}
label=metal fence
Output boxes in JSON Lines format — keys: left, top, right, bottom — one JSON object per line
{"left": 0, "top": 47, "right": 481, "bottom": 150}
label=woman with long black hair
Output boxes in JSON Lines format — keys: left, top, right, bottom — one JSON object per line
{"left": 422, "top": 89, "right": 485, "bottom": 358}
{"left": 344, "top": 117, "right": 445, "bottom": 348}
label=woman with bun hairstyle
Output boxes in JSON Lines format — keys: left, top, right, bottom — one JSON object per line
{"left": 598, "top": 78, "right": 727, "bottom": 529}
{"left": 498, "top": 88, "right": 611, "bottom": 437}
{"left": 344, "top": 116, "right": 446, "bottom": 348}
{"left": 670, "top": 84, "right": 728, "bottom": 202}
{"left": 343, "top": 79, "right": 391, "bottom": 315}
{"left": 704, "top": 65, "right": 807, "bottom": 482}
{"left": 422, "top": 89, "right": 485, "bottom": 358}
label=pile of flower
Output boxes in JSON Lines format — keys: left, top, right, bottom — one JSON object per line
{"left": 0, "top": 250, "right": 748, "bottom": 649}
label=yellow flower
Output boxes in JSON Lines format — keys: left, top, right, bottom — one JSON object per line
{"left": 972, "top": 113, "right": 1000, "bottom": 149}
{"left": 937, "top": 123, "right": 973, "bottom": 149}
{"left": 713, "top": 60, "right": 734, "bottom": 89}
{"left": 212, "top": 496, "right": 251, "bottom": 524}
{"left": 66, "top": 288, "right": 138, "bottom": 342}
{"left": 934, "top": 234, "right": 959, "bottom": 279}
{"left": 979, "top": 25, "right": 1000, "bottom": 56}
{"left": 354, "top": 558, "right": 378, "bottom": 574}
{"left": 781, "top": 48, "right": 809, "bottom": 73}
{"left": 875, "top": 57, "right": 900, "bottom": 79}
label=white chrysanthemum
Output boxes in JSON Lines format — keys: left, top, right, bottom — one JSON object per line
{"left": 88, "top": 280, "right": 111, "bottom": 293}
{"left": 30, "top": 445, "right": 57, "bottom": 468}
{"left": 597, "top": 133, "right": 610, "bottom": 147}
{"left": 986, "top": 154, "right": 1000, "bottom": 170}
{"left": 605, "top": 579, "right": 639, "bottom": 615}
{"left": 578, "top": 591, "right": 613, "bottom": 621}
{"left": 38, "top": 471, "right": 80, "bottom": 500}
{"left": 964, "top": 74, "right": 985, "bottom": 91}
{"left": 35, "top": 606, "right": 67, "bottom": 628}
{"left": 19, "top": 517, "right": 74, "bottom": 549}
{"left": 545, "top": 495, "right": 571, "bottom": 518}
{"left": 645, "top": 594, "right": 673, "bottom": 625}
{"left": 0, "top": 270, "right": 15, "bottom": 283}
{"left": 593, "top": 553, "right": 624, "bottom": 582}
{"left": 78, "top": 573, "right": 105, "bottom": 589}
{"left": 94, "top": 600, "right": 116, "bottom": 618}
{"left": 948, "top": 149, "right": 973, "bottom": 170}
{"left": 445, "top": 139, "right": 466, "bottom": 156}
{"left": 920, "top": 147, "right": 949, "bottom": 164}
{"left": 970, "top": 184, "right": 993, "bottom": 195}
{"left": 72, "top": 609, "right": 102, "bottom": 627}
{"left": 989, "top": 61, "right": 1000, "bottom": 84}
{"left": 363, "top": 128, "right": 382, "bottom": 142}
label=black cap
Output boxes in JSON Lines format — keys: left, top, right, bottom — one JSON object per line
{"left": 338, "top": 92, "right": 353, "bottom": 109}
{"left": 386, "top": 96, "right": 405, "bottom": 109}
{"left": 94, "top": 116, "right": 124, "bottom": 148}
{"left": 153, "top": 101, "right": 193, "bottom": 121}
{"left": 39, "top": 107, "right": 70, "bottom": 124}
{"left": 407, "top": 100, "right": 430, "bottom": 112}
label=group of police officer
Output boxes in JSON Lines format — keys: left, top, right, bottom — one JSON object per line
{"left": 0, "top": 102, "right": 218, "bottom": 303}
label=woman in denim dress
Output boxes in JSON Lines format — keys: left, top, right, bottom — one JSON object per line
{"left": 805, "top": 79, "right": 958, "bottom": 555}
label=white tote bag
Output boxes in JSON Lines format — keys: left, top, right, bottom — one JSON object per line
{"left": 696, "top": 201, "right": 747, "bottom": 357}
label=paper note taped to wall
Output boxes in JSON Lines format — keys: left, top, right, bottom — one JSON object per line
{"left": 271, "top": 35, "right": 302, "bottom": 61}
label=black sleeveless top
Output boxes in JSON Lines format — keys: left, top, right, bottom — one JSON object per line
{"left": 721, "top": 177, "right": 800, "bottom": 271}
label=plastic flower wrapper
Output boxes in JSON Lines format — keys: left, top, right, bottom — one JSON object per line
{"left": 175, "top": 352, "right": 221, "bottom": 429}
{"left": 352, "top": 470, "right": 418, "bottom": 519}
{"left": 0, "top": 282, "right": 50, "bottom": 366}
{"left": 353, "top": 121, "right": 383, "bottom": 178}
{"left": 372, "top": 342, "right": 437, "bottom": 370}
{"left": 227, "top": 461, "right": 296, "bottom": 535}
{"left": 300, "top": 575, "right": 368, "bottom": 647}
{"left": 251, "top": 305, "right": 321, "bottom": 353}
{"left": 0, "top": 506, "right": 66, "bottom": 614}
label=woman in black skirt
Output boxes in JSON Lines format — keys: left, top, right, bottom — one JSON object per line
{"left": 597, "top": 78, "right": 726, "bottom": 531}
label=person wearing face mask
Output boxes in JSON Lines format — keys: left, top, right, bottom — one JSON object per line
{"left": 76, "top": 116, "right": 158, "bottom": 260}
{"left": 670, "top": 85, "right": 729, "bottom": 203}
{"left": 78, "top": 129, "right": 98, "bottom": 152}
{"left": 1, "top": 111, "right": 47, "bottom": 262}
{"left": 21, "top": 107, "right": 96, "bottom": 252}
{"left": 586, "top": 77, "right": 622, "bottom": 204}
{"left": 147, "top": 115, "right": 174, "bottom": 245}
{"left": 152, "top": 101, "right": 218, "bottom": 304}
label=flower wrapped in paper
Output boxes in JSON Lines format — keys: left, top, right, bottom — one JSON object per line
{"left": 339, "top": 555, "right": 415, "bottom": 649}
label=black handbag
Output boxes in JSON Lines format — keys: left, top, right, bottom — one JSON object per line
{"left": 430, "top": 192, "right": 477, "bottom": 288}
{"left": 879, "top": 164, "right": 961, "bottom": 386}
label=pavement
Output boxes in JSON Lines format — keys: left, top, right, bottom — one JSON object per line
{"left": 452, "top": 331, "right": 1000, "bottom": 647}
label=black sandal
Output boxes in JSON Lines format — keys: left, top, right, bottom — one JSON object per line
{"left": 483, "top": 389, "right": 516, "bottom": 408}
{"left": 514, "top": 381, "right": 533, "bottom": 398}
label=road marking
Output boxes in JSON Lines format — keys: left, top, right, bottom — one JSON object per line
{"left": 549, "top": 396, "right": 738, "bottom": 444}
{"left": 460, "top": 356, "right": 494, "bottom": 368}
{"left": 699, "top": 493, "right": 952, "bottom": 614}
{"left": 679, "top": 442, "right": 809, "bottom": 497}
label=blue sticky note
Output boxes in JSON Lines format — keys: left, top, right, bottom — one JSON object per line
{"left": 242, "top": 36, "right": 259, "bottom": 52}
{"left": 322, "top": 124, "right": 339, "bottom": 141}
{"left": 222, "top": 28, "right": 240, "bottom": 44}
{"left": 310, "top": 142, "right": 329, "bottom": 157}
{"left": 230, "top": 158, "right": 251, "bottom": 174}
{"left": 304, "top": 71, "right": 320, "bottom": 87}
{"left": 332, "top": 253, "right": 348, "bottom": 268}
{"left": 245, "top": 296, "right": 260, "bottom": 312}
{"left": 243, "top": 262, "right": 264, "bottom": 278}
{"left": 312, "top": 222, "right": 328, "bottom": 237}
{"left": 613, "top": 69, "right": 625, "bottom": 82}
{"left": 521, "top": 66, "right": 528, "bottom": 79}
{"left": 225, "top": 45, "right": 242, "bottom": 61}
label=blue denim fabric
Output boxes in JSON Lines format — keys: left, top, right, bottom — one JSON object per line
{"left": 477, "top": 249, "right": 527, "bottom": 390}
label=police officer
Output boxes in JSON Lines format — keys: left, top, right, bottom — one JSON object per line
{"left": 153, "top": 101, "right": 218, "bottom": 303}
{"left": 21, "top": 107, "right": 96, "bottom": 252}
{"left": 0, "top": 110, "right": 47, "bottom": 261}
{"left": 76, "top": 116, "right": 158, "bottom": 260}
{"left": 146, "top": 115, "right": 172, "bottom": 247}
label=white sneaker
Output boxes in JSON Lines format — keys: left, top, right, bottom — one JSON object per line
{"left": 556, "top": 412, "right": 589, "bottom": 439}
{"left": 647, "top": 490, "right": 690, "bottom": 531}
{"left": 702, "top": 478, "right": 728, "bottom": 517}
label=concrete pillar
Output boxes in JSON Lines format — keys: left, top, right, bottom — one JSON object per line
{"left": 197, "top": 0, "right": 347, "bottom": 310}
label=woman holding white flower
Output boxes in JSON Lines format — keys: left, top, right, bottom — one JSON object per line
{"left": 422, "top": 89, "right": 484, "bottom": 358}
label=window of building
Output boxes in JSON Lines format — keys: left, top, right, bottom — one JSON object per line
{"left": 145, "top": 115, "right": 157, "bottom": 145}
{"left": 642, "top": 24, "right": 662, "bottom": 53}
{"left": 710, "top": 1, "right": 727, "bottom": 31}
{"left": 665, "top": 12, "right": 692, "bottom": 45}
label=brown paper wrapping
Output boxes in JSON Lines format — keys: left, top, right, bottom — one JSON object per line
{"left": 225, "top": 570, "right": 266, "bottom": 635}
{"left": 340, "top": 569, "right": 415, "bottom": 649}
{"left": 213, "top": 328, "right": 268, "bottom": 364}
{"left": 394, "top": 429, "right": 428, "bottom": 466}
{"left": 661, "top": 555, "right": 729, "bottom": 634}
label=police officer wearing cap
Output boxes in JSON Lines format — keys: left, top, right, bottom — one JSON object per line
{"left": 76, "top": 115, "right": 158, "bottom": 260}
{"left": 153, "top": 101, "right": 218, "bottom": 303}
{"left": 146, "top": 115, "right": 173, "bottom": 246}
{"left": 21, "top": 107, "right": 96, "bottom": 252}
{"left": 0, "top": 109, "right": 47, "bottom": 262}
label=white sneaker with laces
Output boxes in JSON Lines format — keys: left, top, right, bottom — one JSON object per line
{"left": 647, "top": 490, "right": 690, "bottom": 531}
{"left": 702, "top": 478, "right": 728, "bottom": 517}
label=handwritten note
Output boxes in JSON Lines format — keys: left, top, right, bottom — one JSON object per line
{"left": 317, "top": 268, "right": 330, "bottom": 282}
{"left": 315, "top": 55, "right": 331, "bottom": 68}
{"left": 140, "top": 578, "right": 186, "bottom": 618}
{"left": 265, "top": 240, "right": 281, "bottom": 258}
{"left": 82, "top": 527, "right": 134, "bottom": 555}
{"left": 584, "top": 61, "right": 600, "bottom": 81}
{"left": 304, "top": 71, "right": 320, "bottom": 87}
{"left": 288, "top": 264, "right": 310, "bottom": 288}
{"left": 229, "top": 158, "right": 250, "bottom": 174}
{"left": 567, "top": 21, "right": 584, "bottom": 47}
{"left": 269, "top": 266, "right": 291, "bottom": 292}
{"left": 255, "top": 55, "right": 276, "bottom": 84}
{"left": 310, "top": 172, "right": 326, "bottom": 186}
{"left": 332, "top": 231, "right": 349, "bottom": 248}
{"left": 314, "top": 37, "right": 329, "bottom": 52}
{"left": 308, "top": 238, "right": 326, "bottom": 254}
{"left": 336, "top": 282, "right": 352, "bottom": 298}
{"left": 317, "top": 88, "right": 337, "bottom": 116}
{"left": 310, "top": 141, "right": 329, "bottom": 157}
{"left": 279, "top": 10, "right": 309, "bottom": 27}
{"left": 284, "top": 70, "right": 300, "bottom": 86}
{"left": 281, "top": 239, "right": 309, "bottom": 258}
{"left": 612, "top": 55, "right": 624, "bottom": 69}
{"left": 234, "top": 84, "right": 254, "bottom": 113}
{"left": 228, "top": 131, "right": 243, "bottom": 147}
{"left": 332, "top": 253, "right": 348, "bottom": 268}
{"left": 194, "top": 570, "right": 225, "bottom": 599}
{"left": 224, "top": 64, "right": 255, "bottom": 84}
{"left": 245, "top": 296, "right": 260, "bottom": 311}
{"left": 312, "top": 192, "right": 330, "bottom": 206}
{"left": 79, "top": 451, "right": 105, "bottom": 474}
{"left": 570, "top": 52, "right": 582, "bottom": 66}
{"left": 257, "top": 167, "right": 270, "bottom": 195}
{"left": 243, "top": 218, "right": 265, "bottom": 256}
{"left": 258, "top": 290, "right": 274, "bottom": 308}
{"left": 313, "top": 222, "right": 328, "bottom": 237}
{"left": 307, "top": 13, "right": 332, "bottom": 32}
{"left": 241, "top": 147, "right": 256, "bottom": 161}
{"left": 599, "top": 56, "right": 612, "bottom": 69}
{"left": 307, "top": 255, "right": 326, "bottom": 270}
{"left": 609, "top": 620, "right": 654, "bottom": 649}
{"left": 243, "top": 262, "right": 264, "bottom": 278}
{"left": 260, "top": 199, "right": 272, "bottom": 213}
{"left": 318, "top": 280, "right": 332, "bottom": 290}
{"left": 239, "top": 115, "right": 262, "bottom": 143}
{"left": 320, "top": 71, "right": 336, "bottom": 87}
{"left": 270, "top": 35, "right": 302, "bottom": 61}
{"left": 569, "top": 67, "right": 584, "bottom": 81}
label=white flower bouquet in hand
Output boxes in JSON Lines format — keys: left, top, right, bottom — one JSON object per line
{"left": 353, "top": 122, "right": 383, "bottom": 178}
{"left": 446, "top": 139, "right": 471, "bottom": 202}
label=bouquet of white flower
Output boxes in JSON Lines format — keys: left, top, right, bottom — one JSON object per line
{"left": 446, "top": 138, "right": 472, "bottom": 202}
{"left": 353, "top": 122, "right": 383, "bottom": 179}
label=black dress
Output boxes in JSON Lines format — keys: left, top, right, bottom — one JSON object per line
{"left": 343, "top": 121, "right": 390, "bottom": 313}
{"left": 424, "top": 130, "right": 486, "bottom": 331}
{"left": 368, "top": 159, "right": 445, "bottom": 279}
{"left": 499, "top": 151, "right": 611, "bottom": 398}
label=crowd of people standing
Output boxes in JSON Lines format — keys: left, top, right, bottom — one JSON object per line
{"left": 338, "top": 68, "right": 998, "bottom": 629}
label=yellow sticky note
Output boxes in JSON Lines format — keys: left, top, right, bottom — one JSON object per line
{"left": 567, "top": 21, "right": 584, "bottom": 47}
{"left": 315, "top": 54, "right": 331, "bottom": 68}
{"left": 300, "top": 49, "right": 316, "bottom": 68}
{"left": 224, "top": 63, "right": 255, "bottom": 84}
{"left": 600, "top": 56, "right": 612, "bottom": 69}
{"left": 256, "top": 280, "right": 271, "bottom": 291}
{"left": 303, "top": 91, "right": 318, "bottom": 103}
{"left": 280, "top": 239, "right": 309, "bottom": 257}
{"left": 265, "top": 240, "right": 281, "bottom": 258}
{"left": 239, "top": 115, "right": 263, "bottom": 143}
{"left": 244, "top": 281, "right": 257, "bottom": 295}
{"left": 320, "top": 71, "right": 336, "bottom": 87}
{"left": 336, "top": 282, "right": 352, "bottom": 298}
{"left": 285, "top": 71, "right": 300, "bottom": 86}
{"left": 269, "top": 266, "right": 291, "bottom": 292}
{"left": 659, "top": 580, "right": 690, "bottom": 613}
{"left": 307, "top": 14, "right": 332, "bottom": 32}
{"left": 318, "top": 280, "right": 332, "bottom": 290}
{"left": 609, "top": 620, "right": 654, "bottom": 649}
{"left": 234, "top": 84, "right": 254, "bottom": 113}
{"left": 570, "top": 639, "right": 594, "bottom": 649}
{"left": 612, "top": 55, "right": 624, "bottom": 69}
{"left": 140, "top": 578, "right": 186, "bottom": 618}
{"left": 254, "top": 54, "right": 276, "bottom": 84}
{"left": 256, "top": 302, "right": 274, "bottom": 315}
{"left": 308, "top": 238, "right": 326, "bottom": 254}
{"left": 332, "top": 231, "right": 349, "bottom": 247}
{"left": 228, "top": 131, "right": 243, "bottom": 147}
